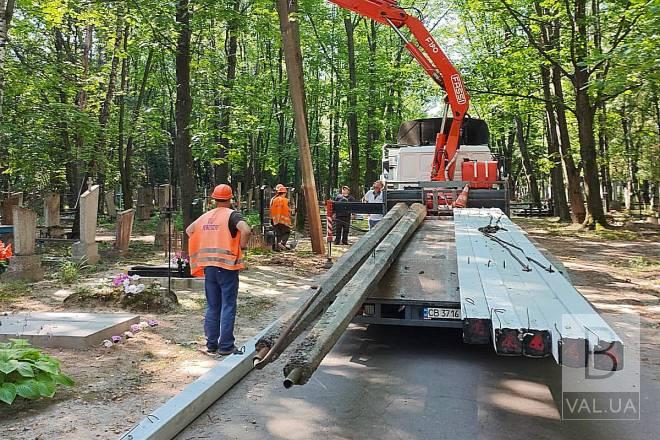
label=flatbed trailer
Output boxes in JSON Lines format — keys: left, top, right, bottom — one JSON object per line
{"left": 353, "top": 217, "right": 463, "bottom": 328}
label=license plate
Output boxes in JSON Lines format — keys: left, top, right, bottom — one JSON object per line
{"left": 423, "top": 307, "right": 461, "bottom": 320}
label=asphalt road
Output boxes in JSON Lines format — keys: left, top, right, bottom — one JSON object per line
{"left": 176, "top": 324, "right": 659, "bottom": 440}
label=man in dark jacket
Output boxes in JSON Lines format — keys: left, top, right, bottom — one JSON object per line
{"left": 333, "top": 186, "right": 355, "bottom": 245}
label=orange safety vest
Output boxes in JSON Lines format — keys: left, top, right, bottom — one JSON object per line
{"left": 270, "top": 195, "right": 291, "bottom": 226}
{"left": 187, "top": 207, "right": 244, "bottom": 277}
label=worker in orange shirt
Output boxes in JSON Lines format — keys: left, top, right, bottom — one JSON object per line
{"left": 270, "top": 185, "right": 292, "bottom": 251}
{"left": 186, "top": 184, "right": 252, "bottom": 355}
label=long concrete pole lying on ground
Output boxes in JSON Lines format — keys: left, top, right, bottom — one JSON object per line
{"left": 254, "top": 203, "right": 409, "bottom": 368}
{"left": 282, "top": 203, "right": 427, "bottom": 387}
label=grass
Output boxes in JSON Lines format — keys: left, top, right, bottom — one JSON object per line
{"left": 0, "top": 280, "right": 29, "bottom": 303}
{"left": 628, "top": 256, "right": 659, "bottom": 270}
{"left": 237, "top": 295, "right": 276, "bottom": 320}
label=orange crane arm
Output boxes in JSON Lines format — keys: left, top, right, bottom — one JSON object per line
{"left": 329, "top": 0, "right": 470, "bottom": 181}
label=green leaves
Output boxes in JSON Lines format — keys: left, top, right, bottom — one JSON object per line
{"left": 0, "top": 360, "right": 19, "bottom": 374}
{"left": 0, "top": 383, "right": 17, "bottom": 405}
{"left": 0, "top": 339, "right": 74, "bottom": 405}
{"left": 15, "top": 379, "right": 41, "bottom": 400}
{"left": 16, "top": 361, "right": 35, "bottom": 377}
{"left": 33, "top": 360, "right": 60, "bottom": 375}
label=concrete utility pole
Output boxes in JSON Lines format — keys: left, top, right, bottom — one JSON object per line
{"left": 254, "top": 204, "right": 409, "bottom": 368}
{"left": 283, "top": 204, "right": 427, "bottom": 386}
{"left": 276, "top": 0, "right": 325, "bottom": 254}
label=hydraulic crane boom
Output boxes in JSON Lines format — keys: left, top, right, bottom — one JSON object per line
{"left": 329, "top": 0, "right": 470, "bottom": 181}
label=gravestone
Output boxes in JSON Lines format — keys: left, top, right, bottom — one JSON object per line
{"left": 1, "top": 192, "right": 22, "bottom": 225}
{"left": 137, "top": 186, "right": 154, "bottom": 221}
{"left": 105, "top": 191, "right": 117, "bottom": 219}
{"left": 0, "top": 312, "right": 140, "bottom": 349}
{"left": 43, "top": 192, "right": 65, "bottom": 238}
{"left": 154, "top": 218, "right": 169, "bottom": 250}
{"left": 72, "top": 185, "right": 100, "bottom": 264}
{"left": 114, "top": 209, "right": 135, "bottom": 255}
{"left": 1, "top": 206, "right": 43, "bottom": 281}
{"left": 156, "top": 184, "right": 172, "bottom": 211}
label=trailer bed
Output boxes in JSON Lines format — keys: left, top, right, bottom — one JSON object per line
{"left": 353, "top": 218, "right": 461, "bottom": 327}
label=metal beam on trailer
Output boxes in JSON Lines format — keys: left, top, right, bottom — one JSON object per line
{"left": 453, "top": 210, "right": 491, "bottom": 344}
{"left": 118, "top": 322, "right": 278, "bottom": 440}
{"left": 456, "top": 208, "right": 622, "bottom": 370}
{"left": 458, "top": 210, "right": 554, "bottom": 358}
{"left": 492, "top": 211, "right": 624, "bottom": 370}
{"left": 459, "top": 212, "right": 525, "bottom": 356}
{"left": 456, "top": 208, "right": 586, "bottom": 364}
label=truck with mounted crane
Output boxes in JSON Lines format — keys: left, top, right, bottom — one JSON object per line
{"left": 252, "top": 0, "right": 622, "bottom": 387}
{"left": 315, "top": 0, "right": 623, "bottom": 373}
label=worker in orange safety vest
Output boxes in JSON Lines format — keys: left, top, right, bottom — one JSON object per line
{"left": 186, "top": 184, "right": 252, "bottom": 355}
{"left": 270, "top": 185, "right": 292, "bottom": 251}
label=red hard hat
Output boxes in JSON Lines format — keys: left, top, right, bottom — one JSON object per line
{"left": 212, "top": 184, "right": 233, "bottom": 201}
{"left": 277, "top": 185, "right": 287, "bottom": 194}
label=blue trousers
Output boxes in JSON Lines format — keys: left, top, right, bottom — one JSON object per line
{"left": 204, "top": 266, "right": 239, "bottom": 351}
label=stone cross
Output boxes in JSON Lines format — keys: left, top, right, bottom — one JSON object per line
{"left": 114, "top": 209, "right": 135, "bottom": 255}
{"left": 1, "top": 192, "right": 23, "bottom": 225}
{"left": 72, "top": 185, "right": 100, "bottom": 264}
{"left": 1, "top": 206, "right": 43, "bottom": 281}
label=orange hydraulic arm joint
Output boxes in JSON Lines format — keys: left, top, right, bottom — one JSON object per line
{"left": 329, "top": 0, "right": 470, "bottom": 181}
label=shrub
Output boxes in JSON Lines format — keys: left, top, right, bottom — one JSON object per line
{"left": 0, "top": 339, "right": 74, "bottom": 405}
{"left": 58, "top": 259, "right": 87, "bottom": 284}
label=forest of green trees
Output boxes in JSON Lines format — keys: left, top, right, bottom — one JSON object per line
{"left": 0, "top": 0, "right": 657, "bottom": 228}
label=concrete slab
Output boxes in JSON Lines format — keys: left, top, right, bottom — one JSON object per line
{"left": 0, "top": 312, "right": 140, "bottom": 349}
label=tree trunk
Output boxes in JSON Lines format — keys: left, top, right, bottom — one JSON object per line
{"left": 118, "top": 25, "right": 132, "bottom": 209}
{"left": 53, "top": 29, "right": 78, "bottom": 207}
{"left": 0, "top": 0, "right": 15, "bottom": 119}
{"left": 551, "top": 66, "right": 585, "bottom": 223}
{"left": 94, "top": 12, "right": 124, "bottom": 208}
{"left": 598, "top": 103, "right": 612, "bottom": 211}
{"left": 549, "top": 18, "right": 585, "bottom": 223}
{"left": 502, "top": 131, "right": 517, "bottom": 197}
{"left": 175, "top": 0, "right": 197, "bottom": 252}
{"left": 620, "top": 102, "right": 638, "bottom": 211}
{"left": 214, "top": 0, "right": 240, "bottom": 184}
{"left": 514, "top": 115, "right": 541, "bottom": 208}
{"left": 364, "top": 21, "right": 379, "bottom": 187}
{"left": 540, "top": 65, "right": 570, "bottom": 221}
{"left": 574, "top": 84, "right": 606, "bottom": 226}
{"left": 344, "top": 17, "right": 360, "bottom": 196}
{"left": 573, "top": 0, "right": 606, "bottom": 227}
